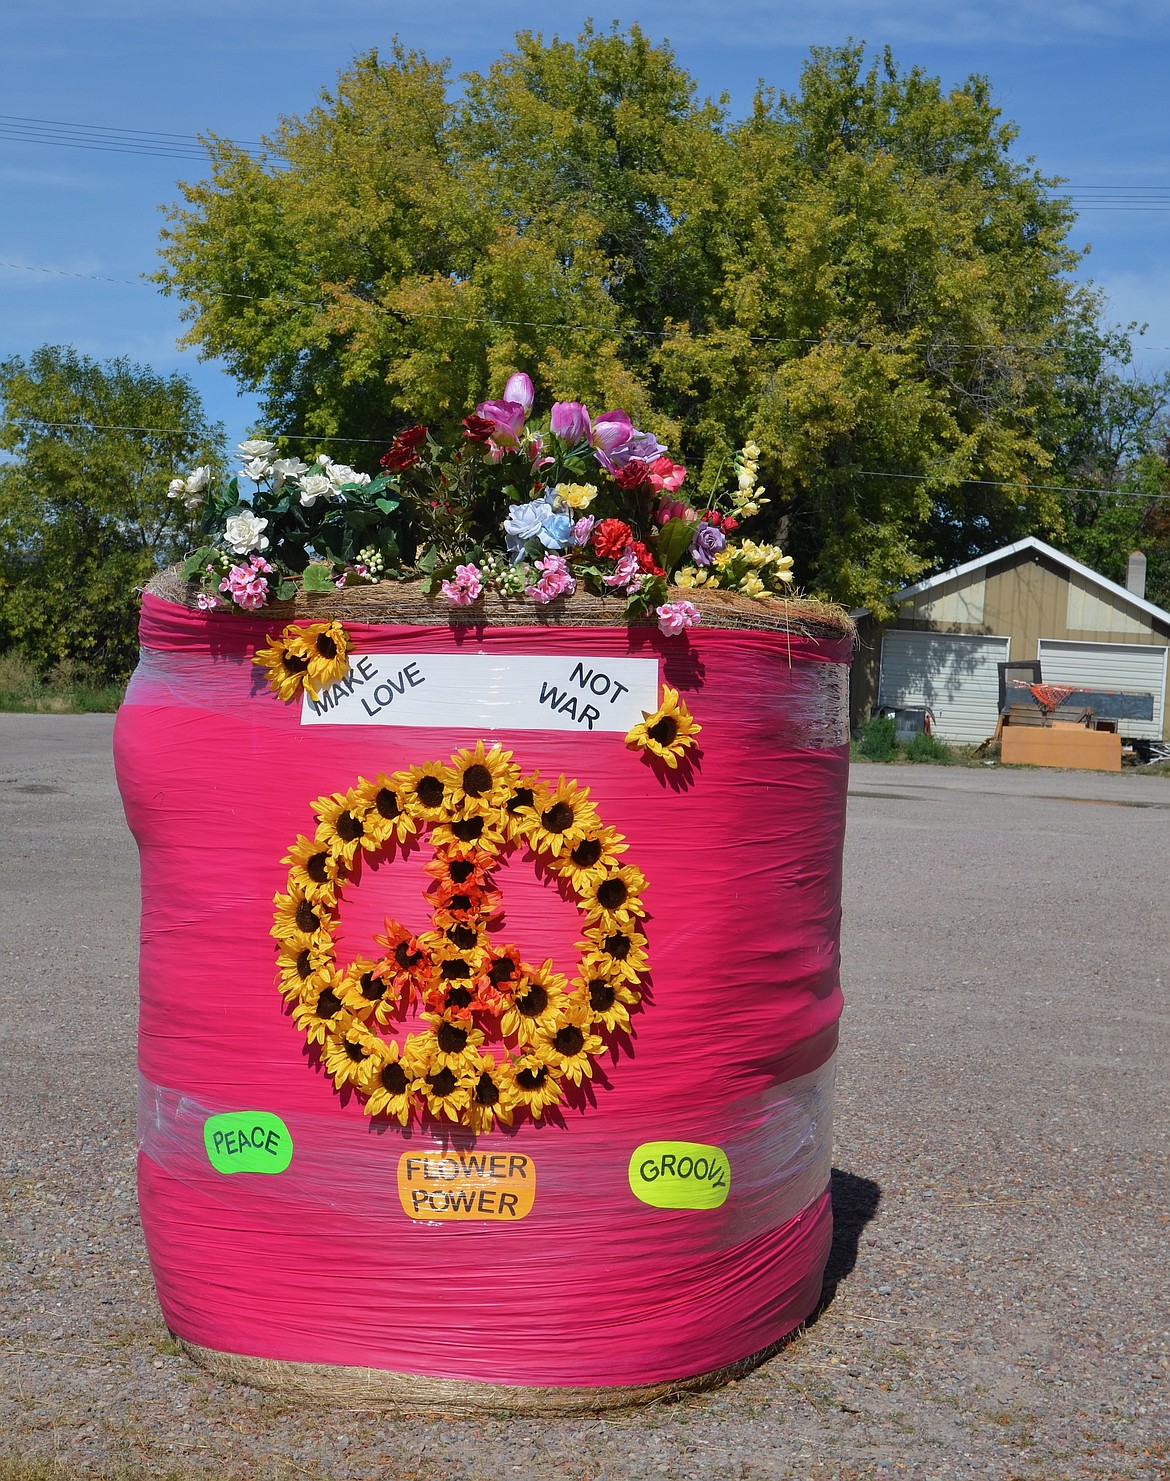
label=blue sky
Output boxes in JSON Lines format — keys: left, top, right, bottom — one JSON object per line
{"left": 3, "top": 0, "right": 1169, "bottom": 457}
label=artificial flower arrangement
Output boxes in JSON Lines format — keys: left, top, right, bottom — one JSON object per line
{"left": 170, "top": 374, "right": 795, "bottom": 639}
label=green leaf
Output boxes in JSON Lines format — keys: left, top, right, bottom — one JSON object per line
{"left": 275, "top": 578, "right": 298, "bottom": 601}
{"left": 375, "top": 497, "right": 400, "bottom": 516}
{"left": 416, "top": 543, "right": 439, "bottom": 574}
{"left": 302, "top": 561, "right": 338, "bottom": 592}
{"left": 655, "top": 518, "right": 697, "bottom": 575}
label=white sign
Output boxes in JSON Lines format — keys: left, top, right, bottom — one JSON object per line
{"left": 300, "top": 653, "right": 659, "bottom": 732}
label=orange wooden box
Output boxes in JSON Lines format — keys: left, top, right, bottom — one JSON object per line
{"left": 1001, "top": 725, "right": 1121, "bottom": 772}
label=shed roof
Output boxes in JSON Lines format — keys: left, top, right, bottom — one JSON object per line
{"left": 853, "top": 536, "right": 1170, "bottom": 627}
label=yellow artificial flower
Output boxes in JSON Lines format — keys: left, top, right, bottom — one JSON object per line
{"left": 569, "top": 969, "right": 641, "bottom": 1034}
{"left": 555, "top": 482, "right": 598, "bottom": 510}
{"left": 500, "top": 772, "right": 543, "bottom": 843}
{"left": 428, "top": 806, "right": 508, "bottom": 856}
{"left": 281, "top": 833, "right": 347, "bottom": 906}
{"left": 712, "top": 547, "right": 732, "bottom": 569}
{"left": 312, "top": 788, "right": 373, "bottom": 867}
{"left": 290, "top": 967, "right": 365, "bottom": 1045}
{"left": 526, "top": 775, "right": 600, "bottom": 858}
{"left": 341, "top": 957, "right": 396, "bottom": 1020}
{"left": 284, "top": 620, "right": 349, "bottom": 701}
{"left": 579, "top": 923, "right": 650, "bottom": 983}
{"left": 253, "top": 630, "right": 312, "bottom": 702}
{"left": 674, "top": 566, "right": 699, "bottom": 589}
{"left": 740, "top": 572, "right": 767, "bottom": 599}
{"left": 579, "top": 863, "right": 648, "bottom": 929}
{"left": 624, "top": 685, "right": 701, "bottom": 769}
{"left": 464, "top": 1050, "right": 520, "bottom": 1133}
{"left": 442, "top": 741, "right": 519, "bottom": 816}
{"left": 536, "top": 1006, "right": 604, "bottom": 1086}
{"left": 505, "top": 1048, "right": 563, "bottom": 1121}
{"left": 394, "top": 760, "right": 452, "bottom": 823}
{"left": 276, "top": 937, "right": 332, "bottom": 999}
{"left": 360, "top": 1037, "right": 423, "bottom": 1125}
{"left": 321, "top": 1017, "right": 382, "bottom": 1090}
{"left": 353, "top": 773, "right": 417, "bottom": 848}
{"left": 548, "top": 823, "right": 628, "bottom": 895}
{"left": 423, "top": 1011, "right": 486, "bottom": 1073}
{"left": 415, "top": 1050, "right": 473, "bottom": 1122}
{"left": 498, "top": 960, "right": 568, "bottom": 1043}
{"left": 271, "top": 887, "right": 333, "bottom": 950}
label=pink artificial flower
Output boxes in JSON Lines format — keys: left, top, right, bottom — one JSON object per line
{"left": 475, "top": 398, "right": 527, "bottom": 450}
{"left": 503, "top": 372, "right": 535, "bottom": 416}
{"left": 219, "top": 557, "right": 270, "bottom": 610}
{"left": 195, "top": 592, "right": 221, "bottom": 611}
{"left": 648, "top": 455, "right": 687, "bottom": 494}
{"left": 525, "top": 553, "right": 575, "bottom": 605}
{"left": 550, "top": 401, "right": 591, "bottom": 444}
{"left": 570, "top": 515, "right": 595, "bottom": 546}
{"left": 441, "top": 562, "right": 484, "bottom": 607}
{"left": 602, "top": 547, "right": 643, "bottom": 593}
{"left": 656, "top": 600, "right": 702, "bottom": 637}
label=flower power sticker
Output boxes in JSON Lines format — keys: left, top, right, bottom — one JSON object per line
{"left": 628, "top": 1142, "right": 731, "bottom": 1210}
{"left": 398, "top": 1150, "right": 536, "bottom": 1221}
{"left": 203, "top": 1112, "right": 293, "bottom": 1175}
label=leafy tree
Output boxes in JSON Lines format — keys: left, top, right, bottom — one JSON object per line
{"left": 0, "top": 346, "right": 224, "bottom": 681}
{"left": 157, "top": 29, "right": 1097, "bottom": 611}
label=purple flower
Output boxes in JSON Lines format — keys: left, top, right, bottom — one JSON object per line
{"left": 690, "top": 522, "right": 727, "bottom": 567}
{"left": 626, "top": 429, "right": 669, "bottom": 463}
{"left": 591, "top": 410, "right": 634, "bottom": 457}
{"left": 570, "top": 515, "right": 595, "bottom": 547}
{"left": 550, "top": 401, "right": 592, "bottom": 445}
{"left": 475, "top": 398, "right": 527, "bottom": 450}
{"left": 503, "top": 372, "right": 534, "bottom": 416}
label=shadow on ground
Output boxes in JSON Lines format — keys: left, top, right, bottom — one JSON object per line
{"left": 816, "top": 1167, "right": 882, "bottom": 1315}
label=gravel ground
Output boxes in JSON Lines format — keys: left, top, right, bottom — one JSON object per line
{"left": 1, "top": 713, "right": 1167, "bottom": 1480}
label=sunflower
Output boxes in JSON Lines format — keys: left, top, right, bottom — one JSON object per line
{"left": 536, "top": 1006, "right": 604, "bottom": 1086}
{"left": 394, "top": 760, "right": 452, "bottom": 823}
{"left": 464, "top": 1050, "right": 520, "bottom": 1133}
{"left": 276, "top": 937, "right": 332, "bottom": 998}
{"left": 422, "top": 1011, "right": 486, "bottom": 1073}
{"left": 281, "top": 833, "right": 347, "bottom": 906}
{"left": 428, "top": 806, "right": 508, "bottom": 857}
{"left": 421, "top": 939, "right": 490, "bottom": 1007}
{"left": 360, "top": 1037, "right": 423, "bottom": 1125}
{"left": 372, "top": 920, "right": 431, "bottom": 1008}
{"left": 284, "top": 620, "right": 349, "bottom": 701}
{"left": 579, "top": 864, "right": 648, "bottom": 929}
{"left": 625, "top": 686, "right": 701, "bottom": 768}
{"left": 321, "top": 1017, "right": 382, "bottom": 1090}
{"left": 526, "top": 775, "right": 601, "bottom": 858}
{"left": 290, "top": 967, "right": 365, "bottom": 1045}
{"left": 313, "top": 788, "right": 373, "bottom": 868}
{"left": 442, "top": 741, "right": 519, "bottom": 816}
{"left": 549, "top": 824, "right": 629, "bottom": 895}
{"left": 253, "top": 629, "right": 313, "bottom": 703}
{"left": 500, "top": 772, "right": 544, "bottom": 844}
{"left": 341, "top": 957, "right": 398, "bottom": 1023}
{"left": 505, "top": 1048, "right": 563, "bottom": 1121}
{"left": 497, "top": 959, "right": 567, "bottom": 1042}
{"left": 568, "top": 966, "right": 641, "bottom": 1034}
{"left": 430, "top": 882, "right": 503, "bottom": 930}
{"left": 414, "top": 1044, "right": 473, "bottom": 1122}
{"left": 353, "top": 774, "right": 417, "bottom": 849}
{"left": 579, "top": 923, "right": 650, "bottom": 983}
{"left": 271, "top": 887, "right": 334, "bottom": 950}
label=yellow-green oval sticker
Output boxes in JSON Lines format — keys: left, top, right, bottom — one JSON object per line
{"left": 204, "top": 1112, "right": 293, "bottom": 1175}
{"left": 628, "top": 1142, "right": 731, "bottom": 1210}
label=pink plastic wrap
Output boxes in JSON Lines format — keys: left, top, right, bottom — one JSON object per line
{"left": 114, "top": 593, "right": 850, "bottom": 1389}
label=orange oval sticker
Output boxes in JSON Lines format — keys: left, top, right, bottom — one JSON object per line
{"left": 397, "top": 1150, "right": 536, "bottom": 1221}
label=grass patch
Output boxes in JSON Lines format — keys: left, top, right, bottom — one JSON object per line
{"left": 0, "top": 653, "right": 123, "bottom": 714}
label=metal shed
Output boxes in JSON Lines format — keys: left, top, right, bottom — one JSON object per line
{"left": 850, "top": 537, "right": 1170, "bottom": 745}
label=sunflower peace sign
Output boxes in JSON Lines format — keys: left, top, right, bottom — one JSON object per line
{"left": 272, "top": 743, "right": 649, "bottom": 1133}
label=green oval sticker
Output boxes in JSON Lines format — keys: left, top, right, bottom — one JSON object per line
{"left": 203, "top": 1112, "right": 293, "bottom": 1175}
{"left": 628, "top": 1141, "right": 731, "bottom": 1210}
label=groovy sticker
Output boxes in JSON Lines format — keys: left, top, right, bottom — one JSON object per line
{"left": 398, "top": 1150, "right": 536, "bottom": 1221}
{"left": 203, "top": 1112, "right": 293, "bottom": 1175}
{"left": 628, "top": 1141, "right": 731, "bottom": 1209}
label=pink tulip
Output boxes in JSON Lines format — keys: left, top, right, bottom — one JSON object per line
{"left": 550, "top": 401, "right": 592, "bottom": 444}
{"left": 503, "top": 372, "right": 535, "bottom": 416}
{"left": 475, "top": 398, "right": 527, "bottom": 450}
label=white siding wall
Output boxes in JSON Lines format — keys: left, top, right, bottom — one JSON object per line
{"left": 1037, "top": 639, "right": 1168, "bottom": 740}
{"left": 878, "top": 632, "right": 1010, "bottom": 744}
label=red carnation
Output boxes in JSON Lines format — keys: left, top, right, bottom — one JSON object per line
{"left": 592, "top": 518, "right": 633, "bottom": 559}
{"left": 380, "top": 424, "right": 428, "bottom": 471}
{"left": 631, "top": 539, "right": 664, "bottom": 576}
{"left": 614, "top": 460, "right": 652, "bottom": 490}
{"left": 702, "top": 509, "right": 722, "bottom": 527}
{"left": 722, "top": 515, "right": 740, "bottom": 532}
{"left": 461, "top": 414, "right": 495, "bottom": 445}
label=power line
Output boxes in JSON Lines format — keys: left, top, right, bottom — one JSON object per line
{"left": 7, "top": 256, "right": 1170, "bottom": 359}
{"left": 0, "top": 113, "right": 267, "bottom": 163}
{"left": 11, "top": 417, "right": 1170, "bottom": 500}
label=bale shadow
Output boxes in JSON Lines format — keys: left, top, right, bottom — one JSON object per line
{"left": 814, "top": 1166, "right": 882, "bottom": 1318}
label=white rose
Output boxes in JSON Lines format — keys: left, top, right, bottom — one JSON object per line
{"left": 271, "top": 457, "right": 309, "bottom": 482}
{"left": 316, "top": 453, "right": 332, "bottom": 467}
{"left": 238, "top": 439, "right": 277, "bottom": 458}
{"left": 327, "top": 463, "right": 365, "bottom": 487}
{"left": 224, "top": 510, "right": 270, "bottom": 554}
{"left": 167, "top": 477, "right": 187, "bottom": 500}
{"left": 185, "top": 465, "right": 212, "bottom": 494}
{"left": 297, "top": 472, "right": 333, "bottom": 507}
{"left": 242, "top": 457, "right": 273, "bottom": 482}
